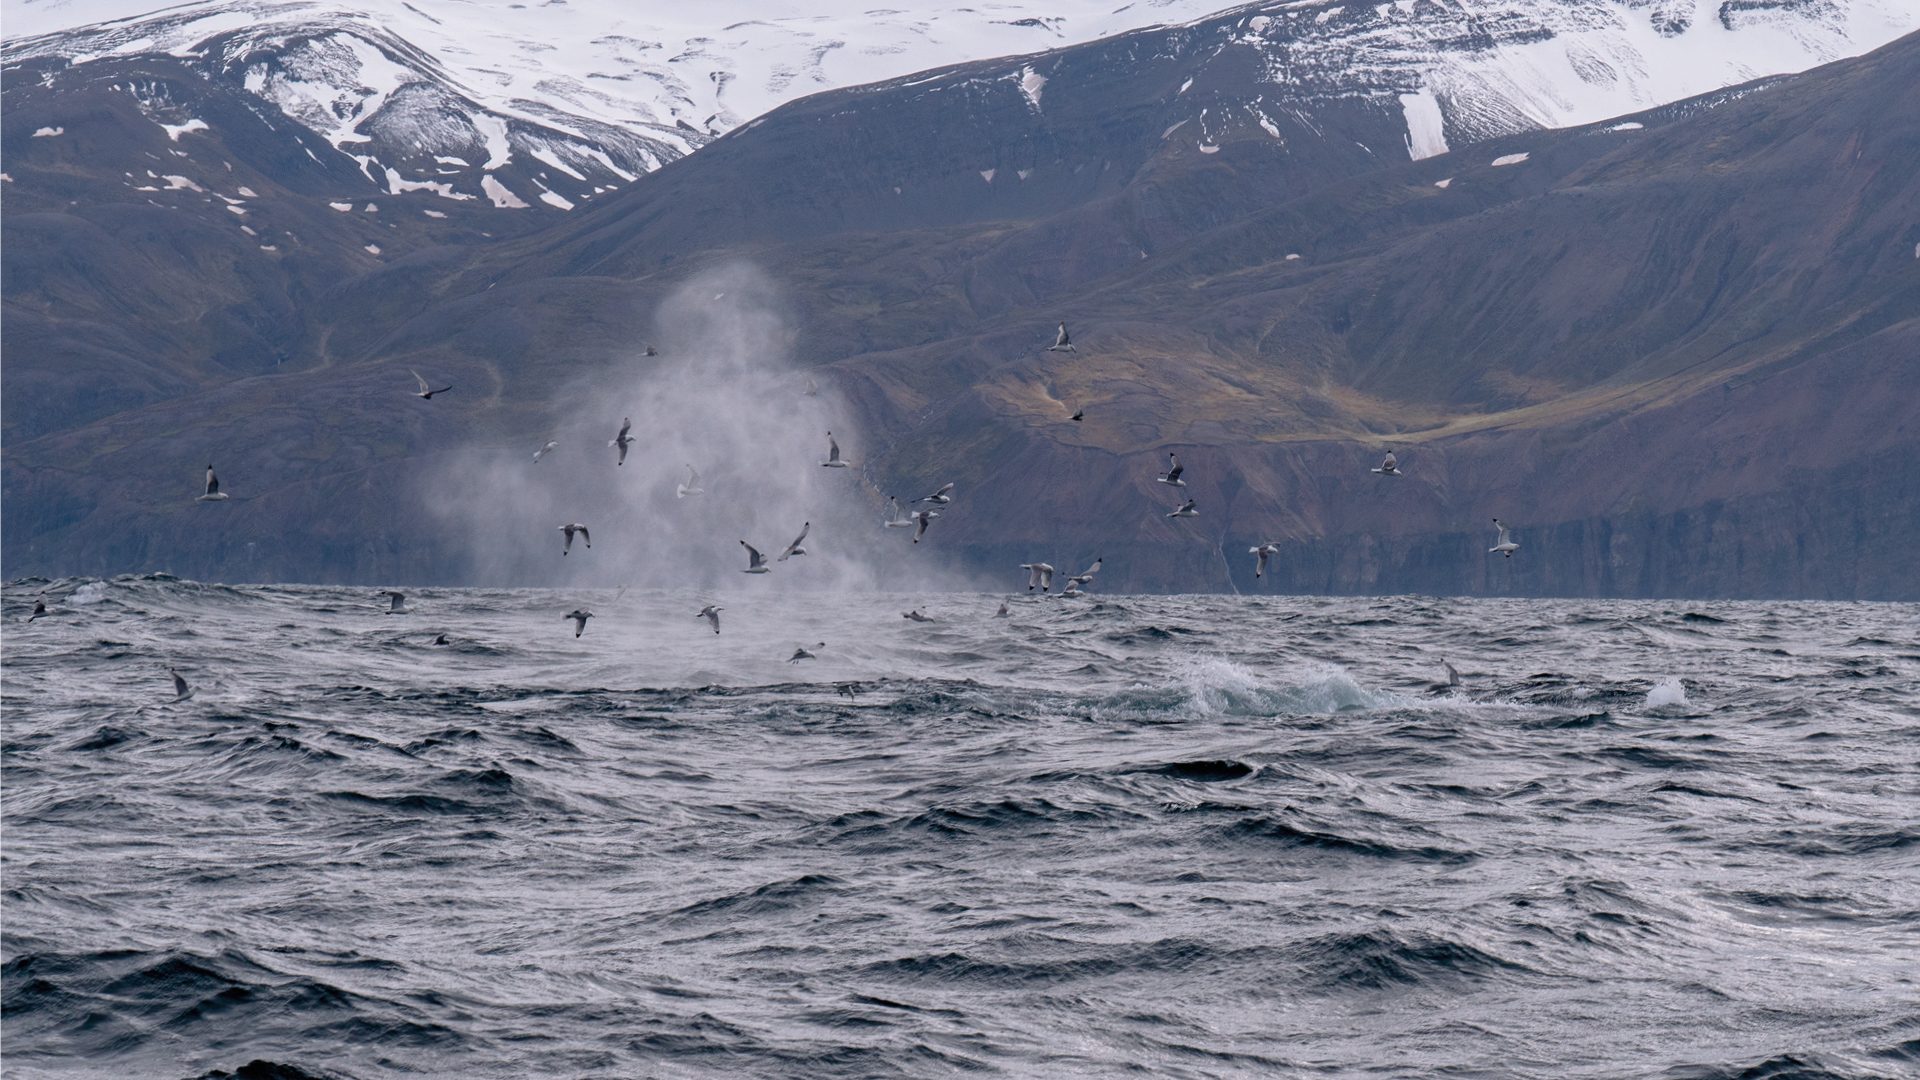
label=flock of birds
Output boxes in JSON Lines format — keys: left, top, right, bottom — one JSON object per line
{"left": 151, "top": 321, "right": 1525, "bottom": 694}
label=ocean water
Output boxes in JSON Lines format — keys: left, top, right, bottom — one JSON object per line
{"left": 3, "top": 576, "right": 1917, "bottom": 1079}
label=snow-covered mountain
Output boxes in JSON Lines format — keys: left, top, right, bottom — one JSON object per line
{"left": 4, "top": 0, "right": 1914, "bottom": 213}
{"left": 1, "top": 0, "right": 1257, "bottom": 209}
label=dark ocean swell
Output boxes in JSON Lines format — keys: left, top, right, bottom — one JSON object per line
{"left": 3, "top": 577, "right": 1917, "bottom": 1078}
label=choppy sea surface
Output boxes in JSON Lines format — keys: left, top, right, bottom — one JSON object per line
{"left": 3, "top": 576, "right": 1917, "bottom": 1080}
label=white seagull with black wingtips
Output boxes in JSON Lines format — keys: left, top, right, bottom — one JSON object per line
{"left": 1250, "top": 542, "right": 1280, "bottom": 578}
{"left": 1489, "top": 519, "right": 1520, "bottom": 558}
{"left": 197, "top": 466, "right": 230, "bottom": 502}
{"left": 821, "top": 432, "right": 852, "bottom": 468}
{"left": 611, "top": 418, "right": 635, "bottom": 466}
{"left": 1067, "top": 558, "right": 1102, "bottom": 589}
{"left": 779, "top": 523, "right": 810, "bottom": 561}
{"left": 741, "top": 540, "right": 771, "bottom": 574}
{"left": 1157, "top": 453, "right": 1185, "bottom": 487}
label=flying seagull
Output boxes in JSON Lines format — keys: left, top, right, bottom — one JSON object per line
{"left": 559, "top": 522, "right": 591, "bottom": 555}
{"left": 821, "top": 432, "right": 852, "bottom": 468}
{"left": 611, "top": 418, "right": 635, "bottom": 466}
{"left": 903, "top": 609, "right": 934, "bottom": 622}
{"left": 1157, "top": 453, "right": 1186, "bottom": 487}
{"left": 197, "top": 465, "right": 230, "bottom": 502}
{"left": 915, "top": 483, "right": 954, "bottom": 505}
{"left": 741, "top": 540, "right": 771, "bottom": 574}
{"left": 1442, "top": 658, "right": 1461, "bottom": 687}
{"left": 1021, "top": 563, "right": 1055, "bottom": 592}
{"left": 677, "top": 464, "right": 704, "bottom": 498}
{"left": 533, "top": 440, "right": 558, "bottom": 463}
{"left": 912, "top": 509, "right": 938, "bottom": 544}
{"left": 697, "top": 604, "right": 723, "bottom": 634}
{"left": 382, "top": 591, "right": 409, "bottom": 614}
{"left": 1372, "top": 451, "right": 1401, "bottom": 476}
{"left": 1047, "top": 322, "right": 1076, "bottom": 353}
{"left": 169, "top": 668, "right": 194, "bottom": 702}
{"left": 1250, "top": 542, "right": 1280, "bottom": 578}
{"left": 884, "top": 497, "right": 914, "bottom": 528}
{"left": 1167, "top": 498, "right": 1199, "bottom": 519}
{"left": 778, "top": 522, "right": 810, "bottom": 561}
{"left": 410, "top": 369, "right": 452, "bottom": 399}
{"left": 1067, "top": 558, "right": 1102, "bottom": 589}
{"left": 565, "top": 609, "right": 594, "bottom": 637}
{"left": 1489, "top": 519, "right": 1520, "bottom": 558}
{"left": 1061, "top": 581, "right": 1084, "bottom": 598}
{"left": 28, "top": 600, "right": 48, "bottom": 622}
{"left": 789, "top": 642, "right": 824, "bottom": 663}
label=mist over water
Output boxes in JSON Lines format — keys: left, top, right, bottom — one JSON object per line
{"left": 422, "top": 264, "right": 977, "bottom": 593}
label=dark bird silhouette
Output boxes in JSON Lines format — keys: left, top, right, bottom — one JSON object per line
{"left": 410, "top": 370, "right": 453, "bottom": 399}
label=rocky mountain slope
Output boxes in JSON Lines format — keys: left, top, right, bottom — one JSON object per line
{"left": 6, "top": 0, "right": 1909, "bottom": 436}
{"left": 4, "top": 7, "right": 1917, "bottom": 597}
{"left": 6, "top": 0, "right": 1911, "bottom": 213}
{"left": 314, "top": 29, "right": 1920, "bottom": 598}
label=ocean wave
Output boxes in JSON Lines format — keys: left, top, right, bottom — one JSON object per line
{"left": 1657, "top": 1052, "right": 1887, "bottom": 1080}
{"left": 1292, "top": 929, "right": 1537, "bottom": 990}
{"left": 1219, "top": 814, "right": 1477, "bottom": 864}
{"left": 4, "top": 582, "right": 1913, "bottom": 1076}
{"left": 1132, "top": 759, "right": 1257, "bottom": 782}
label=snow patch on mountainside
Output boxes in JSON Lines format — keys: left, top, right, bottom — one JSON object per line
{"left": 1398, "top": 88, "right": 1447, "bottom": 160}
{"left": 159, "top": 117, "right": 207, "bottom": 140}
{"left": 1019, "top": 65, "right": 1048, "bottom": 111}
{"left": 480, "top": 174, "right": 527, "bottom": 209}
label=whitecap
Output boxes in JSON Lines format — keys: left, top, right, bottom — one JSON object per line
{"left": 67, "top": 581, "right": 109, "bottom": 605}
{"left": 1645, "top": 678, "right": 1690, "bottom": 708}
